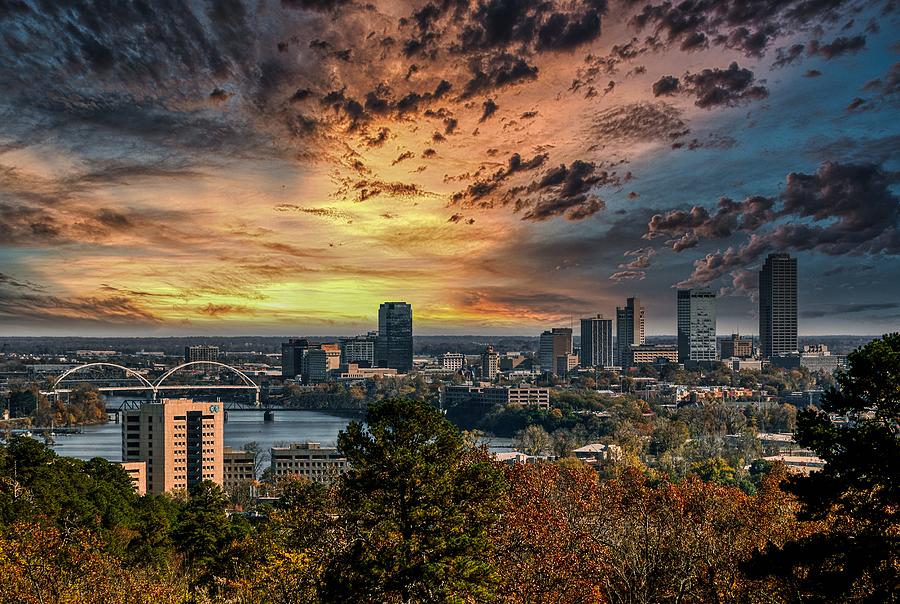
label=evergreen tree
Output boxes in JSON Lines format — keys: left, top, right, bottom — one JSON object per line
{"left": 323, "top": 398, "right": 505, "bottom": 603}
{"left": 749, "top": 332, "right": 900, "bottom": 602}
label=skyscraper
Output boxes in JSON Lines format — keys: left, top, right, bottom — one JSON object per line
{"left": 281, "top": 338, "right": 310, "bottom": 379}
{"left": 539, "top": 327, "right": 573, "bottom": 375}
{"left": 376, "top": 302, "right": 413, "bottom": 372}
{"left": 616, "top": 297, "right": 645, "bottom": 366}
{"left": 122, "top": 398, "right": 224, "bottom": 495}
{"left": 759, "top": 253, "right": 798, "bottom": 358}
{"left": 580, "top": 314, "right": 614, "bottom": 368}
{"left": 677, "top": 289, "right": 718, "bottom": 363}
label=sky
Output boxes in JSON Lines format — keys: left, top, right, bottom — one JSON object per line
{"left": 0, "top": 0, "right": 898, "bottom": 337}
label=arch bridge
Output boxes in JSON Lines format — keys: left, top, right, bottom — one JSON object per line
{"left": 45, "top": 361, "right": 260, "bottom": 406}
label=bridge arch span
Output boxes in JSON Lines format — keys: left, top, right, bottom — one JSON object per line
{"left": 52, "top": 362, "right": 155, "bottom": 390}
{"left": 153, "top": 361, "right": 260, "bottom": 392}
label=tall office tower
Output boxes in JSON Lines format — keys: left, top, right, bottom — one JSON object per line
{"left": 339, "top": 332, "right": 377, "bottom": 366}
{"left": 481, "top": 345, "right": 500, "bottom": 381}
{"left": 580, "top": 315, "right": 614, "bottom": 368}
{"left": 281, "top": 338, "right": 310, "bottom": 379}
{"left": 538, "top": 327, "right": 573, "bottom": 375}
{"left": 122, "top": 398, "right": 224, "bottom": 495}
{"left": 184, "top": 345, "right": 219, "bottom": 363}
{"left": 615, "top": 297, "right": 645, "bottom": 366}
{"left": 376, "top": 302, "right": 413, "bottom": 372}
{"left": 759, "top": 253, "right": 798, "bottom": 358}
{"left": 677, "top": 289, "right": 718, "bottom": 363}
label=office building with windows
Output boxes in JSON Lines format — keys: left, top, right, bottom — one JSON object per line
{"left": 305, "top": 344, "right": 341, "bottom": 383}
{"left": 481, "top": 345, "right": 500, "bottom": 381}
{"left": 580, "top": 314, "right": 614, "bottom": 368}
{"left": 759, "top": 253, "right": 798, "bottom": 358}
{"left": 122, "top": 398, "right": 224, "bottom": 495}
{"left": 339, "top": 332, "right": 377, "bottom": 366}
{"left": 721, "top": 333, "right": 754, "bottom": 359}
{"left": 270, "top": 442, "right": 348, "bottom": 484}
{"left": 539, "top": 328, "right": 573, "bottom": 375}
{"left": 616, "top": 298, "right": 645, "bottom": 366}
{"left": 184, "top": 345, "right": 219, "bottom": 363}
{"left": 677, "top": 289, "right": 718, "bottom": 363}
{"left": 281, "top": 338, "right": 310, "bottom": 379}
{"left": 376, "top": 302, "right": 413, "bottom": 372}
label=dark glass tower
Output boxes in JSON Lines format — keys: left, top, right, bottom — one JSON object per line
{"left": 615, "top": 297, "right": 644, "bottom": 366}
{"left": 759, "top": 253, "right": 798, "bottom": 358}
{"left": 376, "top": 302, "right": 413, "bottom": 372}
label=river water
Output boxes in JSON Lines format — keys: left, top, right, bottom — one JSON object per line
{"left": 49, "top": 409, "right": 359, "bottom": 462}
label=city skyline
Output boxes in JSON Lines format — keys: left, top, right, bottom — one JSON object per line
{"left": 0, "top": 2, "right": 898, "bottom": 337}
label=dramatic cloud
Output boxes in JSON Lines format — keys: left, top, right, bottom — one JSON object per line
{"left": 656, "top": 62, "right": 768, "bottom": 109}
{"left": 677, "top": 161, "right": 900, "bottom": 287}
{"left": 0, "top": 0, "right": 893, "bottom": 332}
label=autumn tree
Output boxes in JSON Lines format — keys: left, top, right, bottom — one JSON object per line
{"left": 322, "top": 397, "right": 506, "bottom": 603}
{"left": 494, "top": 461, "right": 606, "bottom": 604}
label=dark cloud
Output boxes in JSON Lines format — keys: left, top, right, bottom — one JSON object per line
{"left": 392, "top": 150, "right": 415, "bottom": 165}
{"left": 678, "top": 161, "right": 900, "bottom": 286}
{"left": 629, "top": 0, "right": 857, "bottom": 58}
{"left": 680, "top": 62, "right": 768, "bottom": 109}
{"left": 652, "top": 75, "right": 680, "bottom": 96}
{"left": 281, "top": 0, "right": 351, "bottom": 11}
{"left": 772, "top": 44, "right": 805, "bottom": 68}
{"left": 807, "top": 34, "right": 866, "bottom": 59}
{"left": 646, "top": 195, "right": 775, "bottom": 250}
{"left": 591, "top": 102, "right": 688, "bottom": 144}
{"left": 458, "top": 0, "right": 606, "bottom": 53}
{"left": 452, "top": 151, "right": 549, "bottom": 207}
{"left": 336, "top": 178, "right": 436, "bottom": 203}
{"left": 518, "top": 160, "right": 610, "bottom": 221}
{"left": 462, "top": 53, "right": 539, "bottom": 97}
{"left": 479, "top": 98, "right": 499, "bottom": 122}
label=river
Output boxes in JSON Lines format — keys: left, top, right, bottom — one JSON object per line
{"left": 49, "top": 409, "right": 359, "bottom": 462}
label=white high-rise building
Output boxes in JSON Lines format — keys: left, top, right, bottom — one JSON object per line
{"left": 677, "top": 289, "right": 717, "bottom": 363}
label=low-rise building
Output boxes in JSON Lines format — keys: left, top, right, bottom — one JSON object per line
{"left": 119, "top": 461, "right": 147, "bottom": 495}
{"left": 438, "top": 352, "right": 465, "bottom": 371}
{"left": 572, "top": 443, "right": 622, "bottom": 466}
{"left": 625, "top": 344, "right": 679, "bottom": 367}
{"left": 223, "top": 447, "right": 256, "bottom": 492}
{"left": 720, "top": 334, "right": 753, "bottom": 359}
{"left": 726, "top": 358, "right": 763, "bottom": 371}
{"left": 556, "top": 353, "right": 578, "bottom": 377}
{"left": 269, "top": 442, "right": 348, "bottom": 484}
{"left": 441, "top": 385, "right": 550, "bottom": 409}
{"left": 332, "top": 363, "right": 398, "bottom": 382}
{"left": 771, "top": 345, "right": 847, "bottom": 374}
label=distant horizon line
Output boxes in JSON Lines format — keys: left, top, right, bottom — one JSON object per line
{"left": 0, "top": 333, "right": 887, "bottom": 340}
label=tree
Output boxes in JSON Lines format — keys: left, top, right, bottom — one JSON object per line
{"left": 514, "top": 424, "right": 552, "bottom": 456}
{"left": 494, "top": 462, "right": 606, "bottom": 603}
{"left": 749, "top": 333, "right": 900, "bottom": 602}
{"left": 323, "top": 398, "right": 506, "bottom": 603}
